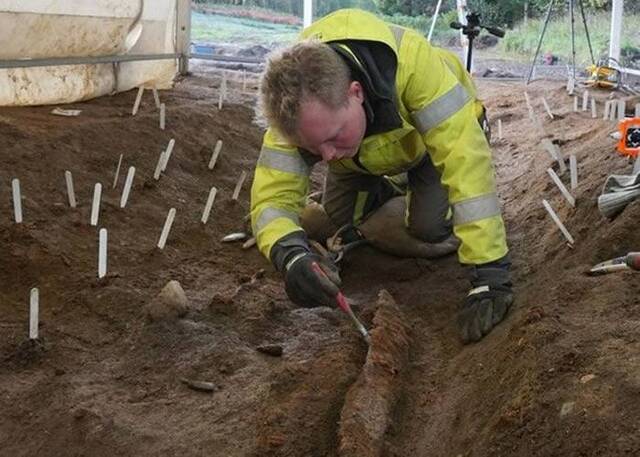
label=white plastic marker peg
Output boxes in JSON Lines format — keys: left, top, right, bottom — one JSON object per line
{"left": 162, "top": 139, "right": 175, "bottom": 171}
{"left": 29, "top": 288, "right": 39, "bottom": 340}
{"left": 553, "top": 144, "right": 566, "bottom": 174}
{"left": 497, "top": 119, "right": 503, "bottom": 140}
{"left": 90, "top": 183, "right": 102, "bottom": 226}
{"left": 218, "top": 88, "right": 224, "bottom": 111}
{"left": 591, "top": 98, "right": 597, "bottom": 118}
{"left": 12, "top": 178, "right": 22, "bottom": 223}
{"left": 208, "top": 140, "right": 223, "bottom": 170}
{"left": 603, "top": 100, "right": 611, "bottom": 120}
{"left": 547, "top": 168, "right": 575, "bottom": 207}
{"left": 609, "top": 101, "right": 618, "bottom": 121}
{"left": 569, "top": 155, "right": 578, "bottom": 190}
{"left": 617, "top": 100, "right": 625, "bottom": 121}
{"left": 573, "top": 96, "right": 578, "bottom": 112}
{"left": 217, "top": 72, "right": 228, "bottom": 110}
{"left": 120, "top": 166, "right": 136, "bottom": 208}
{"left": 541, "top": 97, "right": 554, "bottom": 119}
{"left": 541, "top": 138, "right": 556, "bottom": 160}
{"left": 222, "top": 71, "right": 228, "bottom": 99}
{"left": 541, "top": 139, "right": 566, "bottom": 174}
{"left": 153, "top": 150, "right": 165, "bottom": 180}
{"left": 113, "top": 153, "right": 123, "bottom": 189}
{"left": 523, "top": 92, "right": 534, "bottom": 120}
{"left": 566, "top": 77, "right": 575, "bottom": 95}
{"left": 157, "top": 208, "right": 176, "bottom": 249}
{"left": 201, "top": 186, "right": 218, "bottom": 224}
{"left": 132, "top": 86, "right": 144, "bottom": 116}
{"left": 160, "top": 103, "right": 166, "bottom": 130}
{"left": 242, "top": 70, "right": 247, "bottom": 92}
{"left": 542, "top": 199, "right": 575, "bottom": 245}
{"left": 98, "top": 228, "right": 107, "bottom": 279}
{"left": 582, "top": 90, "right": 589, "bottom": 111}
{"left": 232, "top": 171, "right": 247, "bottom": 201}
{"left": 152, "top": 87, "right": 161, "bottom": 108}
{"left": 65, "top": 171, "right": 77, "bottom": 208}
{"left": 242, "top": 237, "right": 257, "bottom": 249}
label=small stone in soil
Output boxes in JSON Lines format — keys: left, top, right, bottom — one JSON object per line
{"left": 256, "top": 344, "right": 283, "bottom": 357}
{"left": 143, "top": 280, "right": 189, "bottom": 322}
{"left": 580, "top": 373, "right": 596, "bottom": 384}
{"left": 181, "top": 378, "right": 217, "bottom": 393}
{"left": 560, "top": 401, "right": 575, "bottom": 417}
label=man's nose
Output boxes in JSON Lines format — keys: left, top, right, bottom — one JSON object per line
{"left": 319, "top": 145, "right": 336, "bottom": 162}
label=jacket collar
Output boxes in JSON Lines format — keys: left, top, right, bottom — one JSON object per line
{"left": 329, "top": 40, "right": 403, "bottom": 137}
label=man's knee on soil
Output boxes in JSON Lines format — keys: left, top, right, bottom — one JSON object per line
{"left": 360, "top": 196, "right": 459, "bottom": 259}
{"left": 300, "top": 200, "right": 338, "bottom": 242}
{"left": 406, "top": 213, "right": 453, "bottom": 244}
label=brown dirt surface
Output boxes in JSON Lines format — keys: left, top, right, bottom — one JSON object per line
{"left": 1, "top": 70, "right": 640, "bottom": 457}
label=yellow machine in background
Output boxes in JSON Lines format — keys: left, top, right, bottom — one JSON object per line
{"left": 586, "top": 58, "right": 622, "bottom": 89}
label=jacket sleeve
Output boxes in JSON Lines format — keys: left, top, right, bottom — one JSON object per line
{"left": 399, "top": 31, "right": 508, "bottom": 265}
{"left": 250, "top": 127, "right": 311, "bottom": 261}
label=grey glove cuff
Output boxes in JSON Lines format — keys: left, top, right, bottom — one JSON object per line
{"left": 270, "top": 231, "right": 310, "bottom": 272}
{"left": 469, "top": 253, "right": 512, "bottom": 289}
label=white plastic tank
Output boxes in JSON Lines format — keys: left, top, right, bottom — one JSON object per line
{"left": 0, "top": 1, "right": 141, "bottom": 59}
{"left": 0, "top": 0, "right": 177, "bottom": 106}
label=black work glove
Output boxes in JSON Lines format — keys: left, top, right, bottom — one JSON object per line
{"left": 270, "top": 232, "right": 341, "bottom": 308}
{"left": 458, "top": 255, "right": 514, "bottom": 344}
{"left": 284, "top": 252, "right": 341, "bottom": 308}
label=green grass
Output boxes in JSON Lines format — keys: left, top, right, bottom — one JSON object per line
{"left": 191, "top": 9, "right": 461, "bottom": 48}
{"left": 191, "top": 11, "right": 299, "bottom": 45}
{"left": 191, "top": 7, "right": 640, "bottom": 69}
{"left": 501, "top": 12, "right": 640, "bottom": 67}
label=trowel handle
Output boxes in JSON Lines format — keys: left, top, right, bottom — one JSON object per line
{"left": 335, "top": 292, "right": 351, "bottom": 313}
{"left": 626, "top": 252, "right": 640, "bottom": 270}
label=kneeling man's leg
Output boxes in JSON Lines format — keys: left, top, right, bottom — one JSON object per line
{"left": 406, "top": 155, "right": 453, "bottom": 243}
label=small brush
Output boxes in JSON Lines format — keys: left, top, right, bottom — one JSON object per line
{"left": 336, "top": 292, "right": 371, "bottom": 345}
{"left": 311, "top": 262, "right": 371, "bottom": 344}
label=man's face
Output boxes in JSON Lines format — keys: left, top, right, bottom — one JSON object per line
{"left": 295, "top": 81, "right": 366, "bottom": 162}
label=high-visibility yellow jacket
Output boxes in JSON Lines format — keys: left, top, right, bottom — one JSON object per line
{"left": 250, "top": 8, "right": 508, "bottom": 266}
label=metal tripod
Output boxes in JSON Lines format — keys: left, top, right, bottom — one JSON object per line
{"left": 526, "top": 0, "right": 595, "bottom": 84}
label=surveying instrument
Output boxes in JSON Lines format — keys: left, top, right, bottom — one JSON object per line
{"left": 526, "top": 0, "right": 595, "bottom": 84}
{"left": 450, "top": 12, "right": 505, "bottom": 73}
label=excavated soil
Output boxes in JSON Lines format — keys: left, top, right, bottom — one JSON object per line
{"left": 338, "top": 289, "right": 410, "bottom": 457}
{"left": 1, "top": 68, "right": 640, "bottom": 457}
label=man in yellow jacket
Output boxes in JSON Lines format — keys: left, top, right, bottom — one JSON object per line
{"left": 250, "top": 9, "right": 513, "bottom": 343}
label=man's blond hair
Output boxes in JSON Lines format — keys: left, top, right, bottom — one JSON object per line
{"left": 259, "top": 40, "right": 351, "bottom": 141}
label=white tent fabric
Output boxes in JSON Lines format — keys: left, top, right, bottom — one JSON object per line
{"left": 0, "top": 0, "right": 177, "bottom": 106}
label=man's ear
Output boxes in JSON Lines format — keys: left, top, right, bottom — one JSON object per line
{"left": 348, "top": 81, "right": 364, "bottom": 104}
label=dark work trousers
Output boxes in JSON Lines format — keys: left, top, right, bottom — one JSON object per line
{"left": 321, "top": 153, "right": 453, "bottom": 243}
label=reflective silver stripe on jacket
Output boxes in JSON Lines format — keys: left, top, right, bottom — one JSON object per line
{"left": 389, "top": 25, "right": 405, "bottom": 50}
{"left": 257, "top": 147, "right": 310, "bottom": 176}
{"left": 256, "top": 207, "right": 300, "bottom": 232}
{"left": 452, "top": 193, "right": 501, "bottom": 225}
{"left": 411, "top": 83, "right": 472, "bottom": 133}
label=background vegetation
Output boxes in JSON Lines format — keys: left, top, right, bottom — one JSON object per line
{"left": 502, "top": 11, "right": 640, "bottom": 65}
{"left": 192, "top": 0, "right": 640, "bottom": 66}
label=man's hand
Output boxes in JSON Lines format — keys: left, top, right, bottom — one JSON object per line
{"left": 458, "top": 285, "right": 513, "bottom": 343}
{"left": 458, "top": 256, "right": 514, "bottom": 344}
{"left": 284, "top": 252, "right": 341, "bottom": 308}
